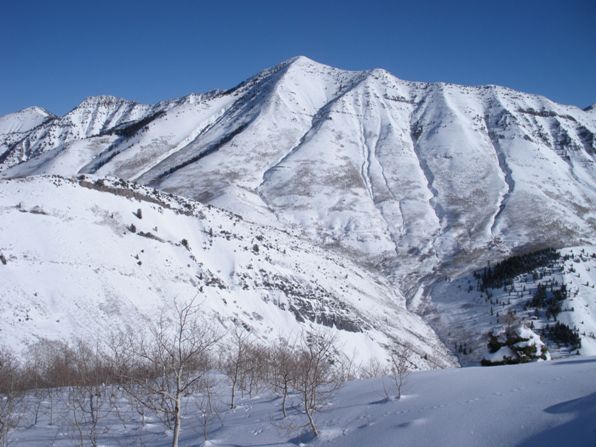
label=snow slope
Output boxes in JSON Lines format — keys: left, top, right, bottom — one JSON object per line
{"left": 8, "top": 356, "right": 596, "bottom": 447}
{"left": 0, "top": 175, "right": 454, "bottom": 368}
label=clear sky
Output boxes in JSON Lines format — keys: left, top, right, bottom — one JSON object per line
{"left": 1, "top": 0, "right": 594, "bottom": 116}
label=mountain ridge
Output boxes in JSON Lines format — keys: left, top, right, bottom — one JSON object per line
{"left": 2, "top": 58, "right": 594, "bottom": 287}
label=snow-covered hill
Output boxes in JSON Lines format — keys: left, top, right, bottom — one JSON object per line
{"left": 0, "top": 175, "right": 454, "bottom": 368}
{"left": 428, "top": 246, "right": 596, "bottom": 364}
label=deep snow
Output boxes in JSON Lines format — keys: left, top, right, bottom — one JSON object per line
{"left": 7, "top": 356, "right": 596, "bottom": 447}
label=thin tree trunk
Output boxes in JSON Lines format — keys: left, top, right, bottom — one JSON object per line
{"left": 172, "top": 395, "right": 181, "bottom": 447}
{"left": 89, "top": 391, "right": 97, "bottom": 447}
{"left": 303, "top": 389, "right": 318, "bottom": 436}
{"left": 281, "top": 383, "right": 288, "bottom": 418}
{"left": 49, "top": 392, "right": 54, "bottom": 426}
{"left": 230, "top": 367, "right": 238, "bottom": 409}
{"left": 230, "top": 380, "right": 236, "bottom": 409}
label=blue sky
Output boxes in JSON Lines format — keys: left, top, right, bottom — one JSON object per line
{"left": 1, "top": 0, "right": 594, "bottom": 116}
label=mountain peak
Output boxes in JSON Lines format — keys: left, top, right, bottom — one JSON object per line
{"left": 0, "top": 106, "right": 54, "bottom": 134}
{"left": 283, "top": 55, "right": 340, "bottom": 72}
{"left": 286, "top": 55, "right": 317, "bottom": 65}
{"left": 1, "top": 105, "right": 52, "bottom": 119}
{"left": 20, "top": 106, "right": 52, "bottom": 117}
{"left": 77, "top": 95, "right": 138, "bottom": 109}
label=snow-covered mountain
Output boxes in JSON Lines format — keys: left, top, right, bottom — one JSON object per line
{"left": 0, "top": 56, "right": 594, "bottom": 364}
{"left": 0, "top": 96, "right": 156, "bottom": 170}
{"left": 0, "top": 106, "right": 55, "bottom": 163}
{"left": 0, "top": 106, "right": 53, "bottom": 135}
{"left": 0, "top": 175, "right": 454, "bottom": 368}
{"left": 3, "top": 57, "right": 594, "bottom": 294}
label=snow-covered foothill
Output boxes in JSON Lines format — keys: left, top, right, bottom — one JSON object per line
{"left": 0, "top": 175, "right": 454, "bottom": 368}
{"left": 428, "top": 246, "right": 596, "bottom": 365}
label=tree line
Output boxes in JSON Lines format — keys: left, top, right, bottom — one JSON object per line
{"left": 475, "top": 248, "right": 559, "bottom": 290}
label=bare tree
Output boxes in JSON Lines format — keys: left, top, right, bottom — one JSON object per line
{"left": 388, "top": 344, "right": 412, "bottom": 400}
{"left": 0, "top": 346, "right": 25, "bottom": 447}
{"left": 193, "top": 375, "right": 223, "bottom": 442}
{"left": 112, "top": 298, "right": 222, "bottom": 447}
{"left": 223, "top": 326, "right": 252, "bottom": 409}
{"left": 292, "top": 331, "right": 340, "bottom": 437}
{"left": 359, "top": 357, "right": 387, "bottom": 379}
{"left": 502, "top": 310, "right": 519, "bottom": 338}
{"left": 243, "top": 344, "right": 270, "bottom": 399}
{"left": 66, "top": 341, "right": 114, "bottom": 447}
{"left": 335, "top": 349, "right": 359, "bottom": 382}
{"left": 24, "top": 339, "right": 76, "bottom": 426}
{"left": 268, "top": 339, "right": 297, "bottom": 418}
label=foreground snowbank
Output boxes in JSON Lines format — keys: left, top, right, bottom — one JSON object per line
{"left": 9, "top": 357, "right": 595, "bottom": 447}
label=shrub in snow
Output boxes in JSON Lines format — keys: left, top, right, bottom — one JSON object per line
{"left": 481, "top": 321, "right": 549, "bottom": 366}
{"left": 385, "top": 344, "right": 412, "bottom": 400}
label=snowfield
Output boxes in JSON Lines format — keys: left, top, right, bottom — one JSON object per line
{"left": 7, "top": 357, "right": 596, "bottom": 447}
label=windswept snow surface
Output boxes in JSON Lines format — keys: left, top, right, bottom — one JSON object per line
{"left": 8, "top": 357, "right": 596, "bottom": 447}
{"left": 0, "top": 175, "right": 453, "bottom": 368}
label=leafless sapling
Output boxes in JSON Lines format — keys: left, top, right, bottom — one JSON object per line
{"left": 292, "top": 331, "right": 340, "bottom": 437}
{"left": 0, "top": 346, "right": 25, "bottom": 447}
{"left": 388, "top": 344, "right": 412, "bottom": 400}
{"left": 268, "top": 339, "right": 297, "bottom": 418}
